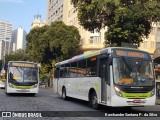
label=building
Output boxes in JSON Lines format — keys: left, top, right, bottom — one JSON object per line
{"left": 46, "top": 0, "right": 105, "bottom": 53}
{"left": 31, "top": 14, "right": 46, "bottom": 29}
{"left": 46, "top": 0, "right": 66, "bottom": 25}
{"left": 47, "top": 0, "right": 160, "bottom": 54}
{"left": 0, "top": 21, "right": 12, "bottom": 60}
{"left": 139, "top": 22, "right": 160, "bottom": 56}
{"left": 11, "top": 26, "right": 27, "bottom": 51}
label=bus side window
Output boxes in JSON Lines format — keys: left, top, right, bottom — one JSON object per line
{"left": 63, "top": 67, "right": 69, "bottom": 77}
{"left": 70, "top": 62, "right": 78, "bottom": 77}
{"left": 54, "top": 69, "right": 57, "bottom": 78}
{"left": 78, "top": 60, "right": 87, "bottom": 77}
{"left": 54, "top": 67, "right": 60, "bottom": 78}
{"left": 60, "top": 68, "right": 64, "bottom": 78}
{"left": 87, "top": 57, "right": 97, "bottom": 76}
{"left": 64, "top": 63, "right": 70, "bottom": 77}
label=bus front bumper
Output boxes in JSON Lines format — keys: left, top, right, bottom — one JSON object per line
{"left": 110, "top": 95, "right": 156, "bottom": 107}
{"left": 6, "top": 87, "right": 39, "bottom": 94}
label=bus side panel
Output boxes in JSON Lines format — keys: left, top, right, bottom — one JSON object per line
{"left": 62, "top": 77, "right": 101, "bottom": 102}
{"left": 57, "top": 78, "right": 65, "bottom": 95}
{"left": 53, "top": 78, "right": 58, "bottom": 93}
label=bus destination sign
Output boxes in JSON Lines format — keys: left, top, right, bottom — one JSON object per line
{"left": 115, "top": 50, "right": 148, "bottom": 58}
{"left": 11, "top": 63, "right": 35, "bottom": 68}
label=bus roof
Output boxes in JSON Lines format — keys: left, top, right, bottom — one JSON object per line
{"left": 55, "top": 47, "right": 150, "bottom": 67}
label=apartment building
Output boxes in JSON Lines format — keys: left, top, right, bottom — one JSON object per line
{"left": 11, "top": 26, "right": 27, "bottom": 51}
{"left": 46, "top": 0, "right": 105, "bottom": 53}
{"left": 0, "top": 21, "right": 12, "bottom": 60}
{"left": 46, "top": 0, "right": 66, "bottom": 25}
{"left": 139, "top": 22, "right": 160, "bottom": 55}
{"left": 46, "top": 0, "right": 160, "bottom": 55}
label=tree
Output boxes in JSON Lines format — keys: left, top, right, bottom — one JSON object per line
{"left": 26, "top": 21, "right": 82, "bottom": 85}
{"left": 26, "top": 26, "right": 49, "bottom": 63}
{"left": 4, "top": 49, "right": 30, "bottom": 68}
{"left": 26, "top": 21, "right": 82, "bottom": 64}
{"left": 71, "top": 0, "right": 160, "bottom": 46}
{"left": 39, "top": 64, "right": 50, "bottom": 82}
{"left": 48, "top": 21, "right": 82, "bottom": 61}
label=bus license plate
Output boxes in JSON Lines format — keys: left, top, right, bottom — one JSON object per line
{"left": 17, "top": 89, "right": 29, "bottom": 92}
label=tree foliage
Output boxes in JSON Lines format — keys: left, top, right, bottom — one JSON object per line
{"left": 26, "top": 21, "right": 82, "bottom": 63}
{"left": 5, "top": 49, "right": 30, "bottom": 64}
{"left": 26, "top": 21, "right": 82, "bottom": 80}
{"left": 1, "top": 49, "right": 30, "bottom": 70}
{"left": 39, "top": 64, "right": 50, "bottom": 82}
{"left": 48, "top": 21, "right": 82, "bottom": 60}
{"left": 26, "top": 26, "right": 49, "bottom": 63}
{"left": 71, "top": 0, "right": 160, "bottom": 46}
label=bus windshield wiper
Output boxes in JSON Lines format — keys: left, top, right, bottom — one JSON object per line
{"left": 122, "top": 56, "right": 132, "bottom": 72}
{"left": 138, "top": 59, "right": 145, "bottom": 71}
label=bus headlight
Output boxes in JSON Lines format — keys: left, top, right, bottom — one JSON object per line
{"left": 115, "top": 86, "right": 122, "bottom": 97}
{"left": 150, "top": 89, "right": 155, "bottom": 97}
{"left": 9, "top": 83, "right": 14, "bottom": 88}
{"left": 33, "top": 84, "right": 38, "bottom": 88}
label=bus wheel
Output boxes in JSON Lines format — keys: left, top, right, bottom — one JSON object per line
{"left": 62, "top": 88, "right": 67, "bottom": 100}
{"left": 91, "top": 92, "right": 99, "bottom": 109}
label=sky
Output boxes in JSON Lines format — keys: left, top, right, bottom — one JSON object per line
{"left": 0, "top": 0, "right": 47, "bottom": 33}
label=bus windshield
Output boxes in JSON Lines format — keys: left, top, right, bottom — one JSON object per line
{"left": 113, "top": 57, "right": 154, "bottom": 86}
{"left": 8, "top": 66, "right": 38, "bottom": 84}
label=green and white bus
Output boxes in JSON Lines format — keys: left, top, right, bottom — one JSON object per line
{"left": 53, "top": 47, "right": 156, "bottom": 109}
{"left": 5, "top": 61, "right": 39, "bottom": 96}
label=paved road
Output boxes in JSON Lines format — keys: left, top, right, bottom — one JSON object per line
{"left": 0, "top": 88, "right": 159, "bottom": 120}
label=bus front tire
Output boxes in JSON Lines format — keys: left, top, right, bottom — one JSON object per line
{"left": 62, "top": 88, "right": 67, "bottom": 100}
{"left": 91, "top": 92, "right": 99, "bottom": 109}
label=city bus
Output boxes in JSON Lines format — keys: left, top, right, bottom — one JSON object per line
{"left": 5, "top": 61, "right": 39, "bottom": 96}
{"left": 53, "top": 47, "right": 155, "bottom": 109}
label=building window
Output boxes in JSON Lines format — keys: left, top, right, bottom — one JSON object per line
{"left": 150, "top": 41, "right": 154, "bottom": 49}
{"left": 151, "top": 27, "right": 156, "bottom": 35}
{"left": 143, "top": 41, "right": 148, "bottom": 48}
{"left": 157, "top": 28, "right": 160, "bottom": 36}
{"left": 89, "top": 36, "right": 101, "bottom": 44}
{"left": 156, "top": 42, "right": 160, "bottom": 49}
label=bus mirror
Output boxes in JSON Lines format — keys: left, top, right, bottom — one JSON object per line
{"left": 38, "top": 64, "right": 41, "bottom": 67}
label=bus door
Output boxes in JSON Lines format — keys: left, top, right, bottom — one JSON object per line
{"left": 99, "top": 57, "right": 108, "bottom": 103}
